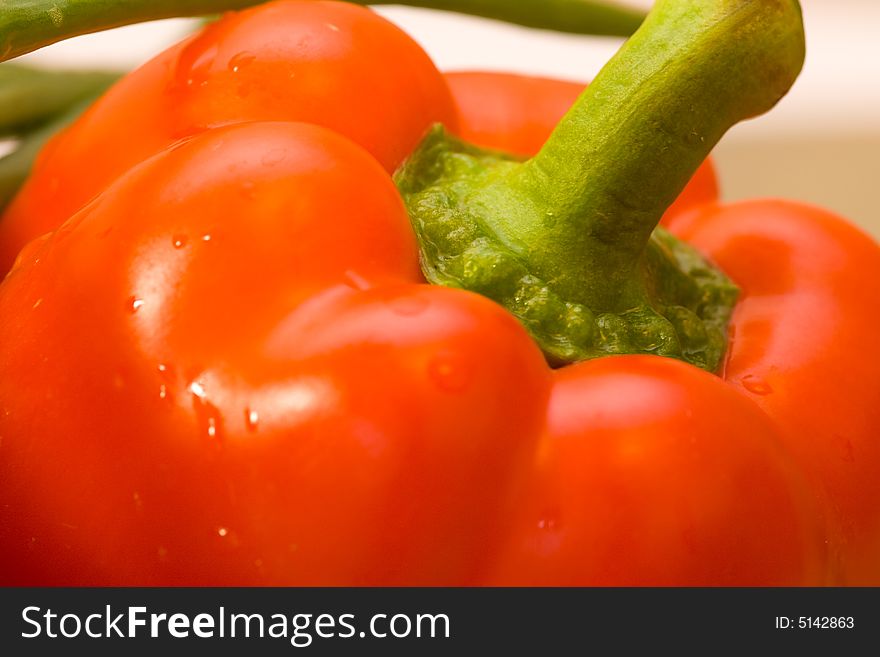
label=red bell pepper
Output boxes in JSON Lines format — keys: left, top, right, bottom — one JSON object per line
{"left": 446, "top": 72, "right": 880, "bottom": 586}
{"left": 1, "top": 0, "right": 878, "bottom": 587}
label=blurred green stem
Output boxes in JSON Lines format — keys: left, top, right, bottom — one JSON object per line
{"left": 0, "top": 94, "right": 104, "bottom": 210}
{"left": 0, "top": 65, "right": 119, "bottom": 135}
{"left": 0, "top": 0, "right": 645, "bottom": 63}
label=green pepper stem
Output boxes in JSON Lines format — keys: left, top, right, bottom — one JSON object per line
{"left": 508, "top": 0, "right": 805, "bottom": 307}
{"left": 397, "top": 0, "right": 805, "bottom": 370}
{"left": 0, "top": 64, "right": 119, "bottom": 135}
{"left": 388, "top": 0, "right": 645, "bottom": 36}
{"left": 0, "top": 0, "right": 645, "bottom": 64}
{"left": 0, "top": 93, "right": 104, "bottom": 210}
{"left": 0, "top": 64, "right": 118, "bottom": 209}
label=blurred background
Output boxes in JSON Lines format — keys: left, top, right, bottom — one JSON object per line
{"left": 9, "top": 0, "right": 880, "bottom": 237}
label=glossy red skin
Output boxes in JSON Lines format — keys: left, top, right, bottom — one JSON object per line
{"left": 487, "top": 356, "right": 828, "bottom": 586}
{"left": 0, "top": 0, "right": 458, "bottom": 274}
{"left": 0, "top": 122, "right": 551, "bottom": 585}
{"left": 452, "top": 71, "right": 880, "bottom": 583}
{"left": 445, "top": 71, "right": 718, "bottom": 222}
{"left": 0, "top": 121, "right": 828, "bottom": 586}
{"left": 666, "top": 202, "right": 880, "bottom": 584}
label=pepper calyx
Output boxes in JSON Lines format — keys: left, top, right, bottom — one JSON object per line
{"left": 395, "top": 0, "right": 805, "bottom": 372}
{"left": 395, "top": 126, "right": 738, "bottom": 370}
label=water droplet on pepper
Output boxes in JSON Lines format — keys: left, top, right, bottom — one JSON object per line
{"left": 741, "top": 375, "right": 773, "bottom": 395}
{"left": 228, "top": 51, "right": 256, "bottom": 73}
{"left": 428, "top": 352, "right": 470, "bottom": 392}
{"left": 245, "top": 408, "right": 260, "bottom": 432}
